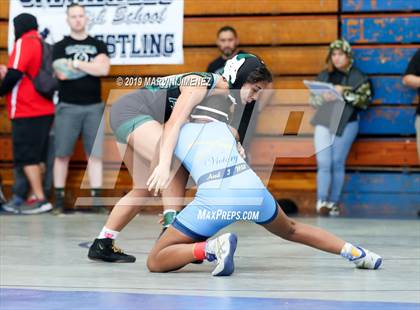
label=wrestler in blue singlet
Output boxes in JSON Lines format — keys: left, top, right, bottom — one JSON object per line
{"left": 172, "top": 121, "right": 278, "bottom": 240}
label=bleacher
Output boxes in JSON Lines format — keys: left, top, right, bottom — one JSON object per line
{"left": 0, "top": 0, "right": 419, "bottom": 217}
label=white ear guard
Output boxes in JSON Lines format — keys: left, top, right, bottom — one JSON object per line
{"left": 222, "top": 57, "right": 246, "bottom": 87}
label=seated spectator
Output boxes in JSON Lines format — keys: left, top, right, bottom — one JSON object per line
{"left": 207, "top": 26, "right": 246, "bottom": 74}
{"left": 0, "top": 13, "right": 54, "bottom": 214}
{"left": 309, "top": 39, "right": 372, "bottom": 216}
{"left": 402, "top": 48, "right": 420, "bottom": 161}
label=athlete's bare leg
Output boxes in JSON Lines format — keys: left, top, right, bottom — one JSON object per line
{"left": 263, "top": 206, "right": 344, "bottom": 254}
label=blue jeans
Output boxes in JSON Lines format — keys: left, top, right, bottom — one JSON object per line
{"left": 314, "top": 121, "right": 359, "bottom": 203}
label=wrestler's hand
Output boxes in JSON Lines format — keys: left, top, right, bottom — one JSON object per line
{"left": 237, "top": 142, "right": 246, "bottom": 160}
{"left": 147, "top": 164, "right": 171, "bottom": 196}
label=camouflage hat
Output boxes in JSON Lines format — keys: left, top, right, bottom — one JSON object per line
{"left": 329, "top": 39, "right": 352, "bottom": 56}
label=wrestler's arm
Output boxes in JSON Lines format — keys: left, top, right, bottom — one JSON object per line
{"left": 229, "top": 126, "right": 240, "bottom": 141}
{"left": 147, "top": 75, "right": 207, "bottom": 195}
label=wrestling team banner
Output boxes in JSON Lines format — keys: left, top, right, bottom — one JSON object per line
{"left": 8, "top": 0, "right": 184, "bottom": 65}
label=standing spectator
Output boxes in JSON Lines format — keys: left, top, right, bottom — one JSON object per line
{"left": 1, "top": 29, "right": 55, "bottom": 213}
{"left": 52, "top": 3, "right": 110, "bottom": 213}
{"left": 402, "top": 49, "right": 420, "bottom": 161}
{"left": 0, "top": 13, "right": 54, "bottom": 214}
{"left": 310, "top": 39, "right": 372, "bottom": 216}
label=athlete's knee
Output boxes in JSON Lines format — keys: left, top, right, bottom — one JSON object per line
{"left": 146, "top": 254, "right": 163, "bottom": 273}
{"left": 146, "top": 258, "right": 157, "bottom": 272}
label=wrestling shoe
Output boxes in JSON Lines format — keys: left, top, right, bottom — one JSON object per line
{"left": 350, "top": 247, "right": 382, "bottom": 270}
{"left": 88, "top": 238, "right": 136, "bottom": 263}
{"left": 211, "top": 233, "right": 237, "bottom": 276}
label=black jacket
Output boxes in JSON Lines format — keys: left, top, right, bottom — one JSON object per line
{"left": 310, "top": 66, "right": 372, "bottom": 136}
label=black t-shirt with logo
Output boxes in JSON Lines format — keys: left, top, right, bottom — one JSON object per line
{"left": 53, "top": 36, "right": 109, "bottom": 104}
{"left": 404, "top": 48, "right": 420, "bottom": 115}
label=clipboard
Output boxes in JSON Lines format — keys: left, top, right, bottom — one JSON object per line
{"left": 303, "top": 80, "right": 344, "bottom": 102}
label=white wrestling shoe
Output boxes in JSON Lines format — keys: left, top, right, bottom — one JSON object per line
{"left": 210, "top": 233, "right": 237, "bottom": 276}
{"left": 351, "top": 247, "right": 383, "bottom": 270}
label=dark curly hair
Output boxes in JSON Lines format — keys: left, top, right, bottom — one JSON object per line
{"left": 245, "top": 66, "right": 273, "bottom": 85}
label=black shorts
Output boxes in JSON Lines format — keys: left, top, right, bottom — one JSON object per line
{"left": 12, "top": 115, "right": 54, "bottom": 167}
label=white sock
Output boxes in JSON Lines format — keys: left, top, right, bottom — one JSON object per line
{"left": 98, "top": 226, "right": 119, "bottom": 240}
{"left": 340, "top": 242, "right": 362, "bottom": 260}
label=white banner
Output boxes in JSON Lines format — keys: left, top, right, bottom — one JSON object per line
{"left": 8, "top": 0, "right": 184, "bottom": 65}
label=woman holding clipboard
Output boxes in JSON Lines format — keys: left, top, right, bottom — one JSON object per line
{"left": 308, "top": 39, "right": 372, "bottom": 216}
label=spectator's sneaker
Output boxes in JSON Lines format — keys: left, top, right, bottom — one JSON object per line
{"left": 20, "top": 199, "right": 53, "bottom": 214}
{"left": 350, "top": 247, "right": 382, "bottom": 270}
{"left": 51, "top": 208, "right": 63, "bottom": 216}
{"left": 88, "top": 238, "right": 136, "bottom": 263}
{"left": 52, "top": 194, "right": 65, "bottom": 215}
{"left": 26, "top": 195, "right": 38, "bottom": 204}
{"left": 316, "top": 200, "right": 330, "bottom": 216}
{"left": 328, "top": 202, "right": 340, "bottom": 217}
{"left": 0, "top": 186, "right": 6, "bottom": 205}
{"left": 1, "top": 196, "right": 24, "bottom": 214}
{"left": 211, "top": 233, "right": 237, "bottom": 276}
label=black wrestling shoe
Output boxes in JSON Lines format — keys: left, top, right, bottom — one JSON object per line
{"left": 88, "top": 238, "right": 136, "bottom": 263}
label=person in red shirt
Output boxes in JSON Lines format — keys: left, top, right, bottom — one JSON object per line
{"left": 0, "top": 13, "right": 54, "bottom": 214}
